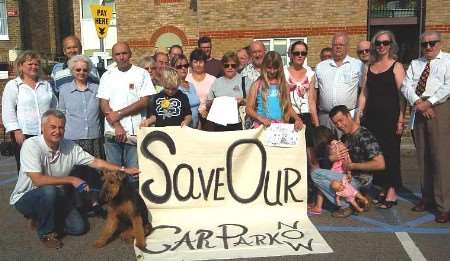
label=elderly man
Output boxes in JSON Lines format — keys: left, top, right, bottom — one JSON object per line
{"left": 152, "top": 52, "right": 169, "bottom": 92}
{"left": 97, "top": 42, "right": 155, "bottom": 186}
{"left": 168, "top": 44, "right": 183, "bottom": 60}
{"left": 311, "top": 105, "right": 385, "bottom": 218}
{"left": 51, "top": 35, "right": 99, "bottom": 94}
{"left": 241, "top": 40, "right": 266, "bottom": 84}
{"left": 356, "top": 40, "right": 371, "bottom": 64}
{"left": 309, "top": 32, "right": 364, "bottom": 136}
{"left": 198, "top": 36, "right": 223, "bottom": 78}
{"left": 10, "top": 109, "right": 140, "bottom": 249}
{"left": 401, "top": 31, "right": 450, "bottom": 223}
{"left": 237, "top": 47, "right": 250, "bottom": 73}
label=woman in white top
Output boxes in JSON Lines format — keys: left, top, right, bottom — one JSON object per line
{"left": 284, "top": 41, "right": 315, "bottom": 147}
{"left": 1, "top": 50, "right": 57, "bottom": 171}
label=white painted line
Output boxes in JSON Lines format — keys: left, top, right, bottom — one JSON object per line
{"left": 395, "top": 232, "right": 427, "bottom": 261}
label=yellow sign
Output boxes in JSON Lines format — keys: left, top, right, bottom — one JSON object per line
{"left": 90, "top": 5, "right": 113, "bottom": 39}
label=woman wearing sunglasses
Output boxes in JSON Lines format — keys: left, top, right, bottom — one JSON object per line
{"left": 206, "top": 51, "right": 252, "bottom": 131}
{"left": 171, "top": 54, "right": 200, "bottom": 129}
{"left": 58, "top": 55, "right": 103, "bottom": 158}
{"left": 284, "top": 41, "right": 315, "bottom": 147}
{"left": 356, "top": 30, "right": 406, "bottom": 209}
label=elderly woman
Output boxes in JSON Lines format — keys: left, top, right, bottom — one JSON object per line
{"left": 171, "top": 54, "right": 200, "bottom": 129}
{"left": 206, "top": 51, "right": 251, "bottom": 131}
{"left": 246, "top": 51, "right": 302, "bottom": 130}
{"left": 138, "top": 55, "right": 157, "bottom": 86}
{"left": 57, "top": 55, "right": 103, "bottom": 158}
{"left": 2, "top": 50, "right": 57, "bottom": 171}
{"left": 186, "top": 48, "right": 216, "bottom": 130}
{"left": 357, "top": 30, "right": 406, "bottom": 209}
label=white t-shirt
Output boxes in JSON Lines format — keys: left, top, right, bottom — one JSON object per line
{"left": 10, "top": 136, "right": 95, "bottom": 205}
{"left": 97, "top": 65, "right": 155, "bottom": 135}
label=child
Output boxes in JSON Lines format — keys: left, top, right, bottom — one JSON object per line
{"left": 140, "top": 67, "right": 192, "bottom": 128}
{"left": 330, "top": 139, "right": 352, "bottom": 175}
{"left": 330, "top": 177, "right": 369, "bottom": 213}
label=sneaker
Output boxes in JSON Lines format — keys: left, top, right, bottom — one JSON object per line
{"left": 331, "top": 207, "right": 353, "bottom": 218}
{"left": 40, "top": 233, "right": 63, "bottom": 249}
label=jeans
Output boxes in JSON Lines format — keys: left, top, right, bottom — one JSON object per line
{"left": 14, "top": 186, "right": 87, "bottom": 238}
{"left": 104, "top": 137, "right": 139, "bottom": 185}
{"left": 311, "top": 168, "right": 371, "bottom": 208}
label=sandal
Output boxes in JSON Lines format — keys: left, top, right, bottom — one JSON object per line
{"left": 376, "top": 200, "right": 397, "bottom": 209}
{"left": 308, "top": 208, "right": 322, "bottom": 215}
{"left": 372, "top": 193, "right": 385, "bottom": 204}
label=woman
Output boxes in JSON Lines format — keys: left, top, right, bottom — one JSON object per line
{"left": 58, "top": 55, "right": 103, "bottom": 158}
{"left": 138, "top": 55, "right": 157, "bottom": 84}
{"left": 186, "top": 48, "right": 216, "bottom": 130}
{"left": 284, "top": 41, "right": 315, "bottom": 147}
{"left": 246, "top": 51, "right": 303, "bottom": 130}
{"left": 206, "top": 51, "right": 251, "bottom": 131}
{"left": 171, "top": 54, "right": 200, "bottom": 129}
{"left": 356, "top": 30, "right": 406, "bottom": 209}
{"left": 1, "top": 50, "right": 57, "bottom": 171}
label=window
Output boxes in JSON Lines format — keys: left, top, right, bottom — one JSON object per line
{"left": 0, "top": 0, "right": 8, "bottom": 40}
{"left": 255, "top": 37, "right": 307, "bottom": 66}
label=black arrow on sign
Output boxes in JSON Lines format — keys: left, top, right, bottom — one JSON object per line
{"left": 99, "top": 27, "right": 106, "bottom": 35}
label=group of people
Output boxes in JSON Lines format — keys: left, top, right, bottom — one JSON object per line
{"left": 1, "top": 29, "right": 449, "bottom": 249}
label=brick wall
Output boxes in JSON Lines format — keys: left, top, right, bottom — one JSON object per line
{"left": 426, "top": 0, "right": 450, "bottom": 47}
{"left": 0, "top": 0, "right": 21, "bottom": 63}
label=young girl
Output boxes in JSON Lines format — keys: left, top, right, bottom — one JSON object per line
{"left": 140, "top": 67, "right": 192, "bottom": 128}
{"left": 330, "top": 177, "right": 369, "bottom": 213}
{"left": 330, "top": 139, "right": 352, "bottom": 175}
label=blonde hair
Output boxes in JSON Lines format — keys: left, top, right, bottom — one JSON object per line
{"left": 160, "top": 67, "right": 180, "bottom": 89}
{"left": 370, "top": 30, "right": 399, "bottom": 64}
{"left": 14, "top": 50, "right": 41, "bottom": 79}
{"left": 259, "top": 51, "right": 291, "bottom": 122}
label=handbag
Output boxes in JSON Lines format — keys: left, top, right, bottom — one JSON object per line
{"left": 239, "top": 76, "right": 255, "bottom": 129}
{"left": 0, "top": 129, "right": 14, "bottom": 156}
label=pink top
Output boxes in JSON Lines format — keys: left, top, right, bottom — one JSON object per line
{"left": 186, "top": 73, "right": 216, "bottom": 114}
{"left": 336, "top": 177, "right": 358, "bottom": 201}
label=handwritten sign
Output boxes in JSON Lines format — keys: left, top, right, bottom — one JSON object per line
{"left": 136, "top": 126, "right": 332, "bottom": 260}
{"left": 90, "top": 4, "right": 113, "bottom": 39}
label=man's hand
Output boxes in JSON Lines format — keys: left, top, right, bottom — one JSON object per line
{"left": 114, "top": 124, "right": 126, "bottom": 143}
{"left": 14, "top": 130, "right": 25, "bottom": 145}
{"left": 342, "top": 158, "right": 353, "bottom": 172}
{"left": 422, "top": 107, "right": 435, "bottom": 119}
{"left": 415, "top": 99, "right": 432, "bottom": 113}
{"left": 105, "top": 111, "right": 122, "bottom": 124}
{"left": 71, "top": 177, "right": 90, "bottom": 192}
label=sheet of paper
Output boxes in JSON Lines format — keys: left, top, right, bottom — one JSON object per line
{"left": 207, "top": 96, "right": 240, "bottom": 125}
{"left": 265, "top": 123, "right": 299, "bottom": 147}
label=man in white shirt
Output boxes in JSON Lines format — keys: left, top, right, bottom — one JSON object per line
{"left": 10, "top": 110, "right": 140, "bottom": 248}
{"left": 97, "top": 42, "right": 155, "bottom": 185}
{"left": 241, "top": 40, "right": 266, "bottom": 84}
{"left": 401, "top": 31, "right": 450, "bottom": 223}
{"left": 309, "top": 32, "right": 363, "bottom": 137}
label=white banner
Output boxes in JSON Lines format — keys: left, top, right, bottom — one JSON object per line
{"left": 136, "top": 126, "right": 332, "bottom": 260}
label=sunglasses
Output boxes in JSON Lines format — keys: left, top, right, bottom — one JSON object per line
{"left": 175, "top": 63, "right": 189, "bottom": 69}
{"left": 421, "top": 40, "right": 440, "bottom": 48}
{"left": 144, "top": 66, "right": 156, "bottom": 71}
{"left": 357, "top": 49, "right": 370, "bottom": 54}
{"left": 75, "top": 68, "right": 88, "bottom": 72}
{"left": 375, "top": 40, "right": 391, "bottom": 47}
{"left": 223, "top": 63, "right": 237, "bottom": 69}
{"left": 292, "top": 51, "right": 308, "bottom": 57}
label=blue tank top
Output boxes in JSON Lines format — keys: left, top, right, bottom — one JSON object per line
{"left": 256, "top": 84, "right": 282, "bottom": 120}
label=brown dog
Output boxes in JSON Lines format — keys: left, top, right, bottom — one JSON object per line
{"left": 94, "top": 170, "right": 152, "bottom": 249}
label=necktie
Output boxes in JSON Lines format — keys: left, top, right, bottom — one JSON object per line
{"left": 415, "top": 61, "right": 430, "bottom": 97}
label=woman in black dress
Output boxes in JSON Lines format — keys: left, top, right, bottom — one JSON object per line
{"left": 356, "top": 30, "right": 406, "bottom": 208}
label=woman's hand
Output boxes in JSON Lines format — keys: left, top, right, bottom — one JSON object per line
{"left": 294, "top": 118, "right": 303, "bottom": 131}
{"left": 396, "top": 121, "right": 404, "bottom": 136}
{"left": 260, "top": 117, "right": 272, "bottom": 127}
{"left": 14, "top": 130, "right": 25, "bottom": 145}
{"left": 123, "top": 167, "right": 140, "bottom": 177}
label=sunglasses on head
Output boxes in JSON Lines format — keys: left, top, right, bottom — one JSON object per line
{"left": 292, "top": 51, "right": 308, "bottom": 57}
{"left": 421, "top": 40, "right": 440, "bottom": 48}
{"left": 357, "top": 49, "right": 370, "bottom": 54}
{"left": 223, "top": 63, "right": 237, "bottom": 69}
{"left": 75, "top": 68, "right": 88, "bottom": 72}
{"left": 375, "top": 40, "right": 391, "bottom": 47}
{"left": 175, "top": 63, "right": 189, "bottom": 69}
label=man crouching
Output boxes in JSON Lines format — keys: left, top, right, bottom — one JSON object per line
{"left": 9, "top": 109, "right": 140, "bottom": 249}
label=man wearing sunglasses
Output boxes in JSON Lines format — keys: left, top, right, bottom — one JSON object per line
{"left": 310, "top": 32, "right": 363, "bottom": 137}
{"left": 401, "top": 31, "right": 450, "bottom": 223}
{"left": 356, "top": 40, "right": 371, "bottom": 64}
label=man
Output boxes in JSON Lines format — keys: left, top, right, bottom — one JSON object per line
{"left": 10, "top": 109, "right": 140, "bottom": 248}
{"left": 97, "top": 42, "right": 155, "bottom": 185}
{"left": 152, "top": 52, "right": 169, "bottom": 92}
{"left": 401, "top": 31, "right": 450, "bottom": 223}
{"left": 241, "top": 40, "right": 266, "bottom": 84}
{"left": 237, "top": 47, "right": 250, "bottom": 73}
{"left": 357, "top": 40, "right": 371, "bottom": 64}
{"left": 198, "top": 36, "right": 223, "bottom": 77}
{"left": 168, "top": 44, "right": 183, "bottom": 60}
{"left": 319, "top": 47, "right": 332, "bottom": 61}
{"left": 311, "top": 105, "right": 385, "bottom": 218}
{"left": 51, "top": 35, "right": 99, "bottom": 94}
{"left": 309, "top": 32, "right": 363, "bottom": 136}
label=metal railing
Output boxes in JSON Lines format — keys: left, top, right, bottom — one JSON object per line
{"left": 371, "top": 8, "right": 417, "bottom": 18}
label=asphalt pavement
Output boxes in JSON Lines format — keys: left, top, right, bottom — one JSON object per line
{"left": 1, "top": 145, "right": 449, "bottom": 261}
